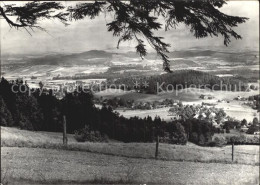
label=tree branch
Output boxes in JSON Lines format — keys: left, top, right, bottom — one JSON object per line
{"left": 0, "top": 6, "right": 26, "bottom": 28}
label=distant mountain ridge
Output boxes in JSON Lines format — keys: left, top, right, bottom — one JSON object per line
{"left": 2, "top": 49, "right": 259, "bottom": 66}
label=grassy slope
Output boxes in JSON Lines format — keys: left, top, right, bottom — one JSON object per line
{"left": 1, "top": 126, "right": 259, "bottom": 165}
{"left": 2, "top": 147, "right": 259, "bottom": 185}
{"left": 1, "top": 126, "right": 259, "bottom": 184}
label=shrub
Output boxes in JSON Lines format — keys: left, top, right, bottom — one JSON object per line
{"left": 160, "top": 122, "right": 187, "bottom": 145}
{"left": 190, "top": 132, "right": 199, "bottom": 143}
{"left": 170, "top": 122, "right": 187, "bottom": 145}
{"left": 246, "top": 135, "right": 260, "bottom": 144}
{"left": 160, "top": 132, "right": 171, "bottom": 143}
{"left": 74, "top": 132, "right": 85, "bottom": 142}
{"left": 74, "top": 125, "right": 109, "bottom": 142}
{"left": 226, "top": 128, "right": 230, "bottom": 133}
{"left": 212, "top": 135, "right": 227, "bottom": 146}
{"left": 198, "top": 134, "right": 206, "bottom": 145}
{"left": 219, "top": 134, "right": 260, "bottom": 145}
{"left": 247, "top": 124, "right": 259, "bottom": 134}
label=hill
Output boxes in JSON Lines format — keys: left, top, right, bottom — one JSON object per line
{"left": 28, "top": 50, "right": 113, "bottom": 66}
{"left": 111, "top": 70, "right": 249, "bottom": 94}
{"left": 3, "top": 48, "right": 258, "bottom": 66}
{"left": 1, "top": 126, "right": 259, "bottom": 184}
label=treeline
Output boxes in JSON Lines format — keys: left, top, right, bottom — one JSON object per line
{"left": 248, "top": 94, "right": 260, "bottom": 111}
{"left": 52, "top": 65, "right": 153, "bottom": 81}
{"left": 110, "top": 70, "right": 249, "bottom": 94}
{"left": 0, "top": 78, "right": 61, "bottom": 131}
{"left": 0, "top": 77, "right": 216, "bottom": 145}
{"left": 95, "top": 97, "right": 179, "bottom": 110}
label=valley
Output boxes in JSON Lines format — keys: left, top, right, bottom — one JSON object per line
{"left": 2, "top": 49, "right": 259, "bottom": 121}
{"left": 1, "top": 1, "right": 259, "bottom": 184}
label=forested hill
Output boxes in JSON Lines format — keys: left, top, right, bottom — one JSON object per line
{"left": 111, "top": 70, "right": 249, "bottom": 94}
{"left": 0, "top": 77, "right": 208, "bottom": 145}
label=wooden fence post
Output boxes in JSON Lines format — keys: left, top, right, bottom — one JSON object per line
{"left": 155, "top": 135, "right": 159, "bottom": 159}
{"left": 232, "top": 142, "right": 234, "bottom": 162}
{"left": 63, "top": 115, "right": 68, "bottom": 146}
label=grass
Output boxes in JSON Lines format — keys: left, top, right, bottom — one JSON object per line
{"left": 2, "top": 147, "right": 260, "bottom": 185}
{"left": 1, "top": 126, "right": 259, "bottom": 165}
{"left": 1, "top": 126, "right": 259, "bottom": 184}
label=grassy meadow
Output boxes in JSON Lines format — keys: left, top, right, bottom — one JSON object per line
{"left": 1, "top": 126, "right": 259, "bottom": 184}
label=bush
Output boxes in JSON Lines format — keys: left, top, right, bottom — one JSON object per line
{"left": 160, "top": 132, "right": 171, "bottom": 143}
{"left": 226, "top": 128, "right": 230, "bottom": 133}
{"left": 247, "top": 124, "right": 259, "bottom": 134}
{"left": 74, "top": 132, "right": 86, "bottom": 142}
{"left": 246, "top": 135, "right": 260, "bottom": 144}
{"left": 227, "top": 134, "right": 260, "bottom": 145}
{"left": 190, "top": 132, "right": 199, "bottom": 143}
{"left": 198, "top": 134, "right": 206, "bottom": 145}
{"left": 170, "top": 122, "right": 187, "bottom": 145}
{"left": 190, "top": 132, "right": 211, "bottom": 146}
{"left": 161, "top": 122, "right": 187, "bottom": 145}
{"left": 212, "top": 135, "right": 227, "bottom": 146}
{"left": 74, "top": 125, "right": 109, "bottom": 142}
{"left": 213, "top": 134, "right": 260, "bottom": 145}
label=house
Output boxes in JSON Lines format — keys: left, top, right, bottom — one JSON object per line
{"left": 200, "top": 94, "right": 214, "bottom": 100}
{"left": 212, "top": 120, "right": 219, "bottom": 127}
{"left": 198, "top": 113, "right": 207, "bottom": 119}
{"left": 235, "top": 96, "right": 245, "bottom": 101}
{"left": 169, "top": 112, "right": 181, "bottom": 120}
{"left": 240, "top": 125, "right": 249, "bottom": 132}
{"left": 208, "top": 112, "right": 216, "bottom": 119}
{"left": 253, "top": 131, "right": 260, "bottom": 135}
{"left": 199, "top": 94, "right": 206, "bottom": 99}
{"left": 193, "top": 114, "right": 200, "bottom": 119}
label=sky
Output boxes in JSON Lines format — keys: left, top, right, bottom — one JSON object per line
{"left": 0, "top": 1, "right": 259, "bottom": 55}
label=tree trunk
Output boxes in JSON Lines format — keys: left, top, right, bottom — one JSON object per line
{"left": 155, "top": 135, "right": 159, "bottom": 159}
{"left": 63, "top": 115, "right": 68, "bottom": 146}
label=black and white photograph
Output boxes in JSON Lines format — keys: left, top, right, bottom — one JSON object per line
{"left": 0, "top": 0, "right": 259, "bottom": 184}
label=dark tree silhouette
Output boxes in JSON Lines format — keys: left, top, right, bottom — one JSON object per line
{"left": 0, "top": 0, "right": 248, "bottom": 71}
{"left": 0, "top": 2, "right": 69, "bottom": 33}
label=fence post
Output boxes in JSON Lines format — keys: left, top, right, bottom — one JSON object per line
{"left": 63, "top": 115, "right": 68, "bottom": 146}
{"left": 232, "top": 142, "right": 234, "bottom": 162}
{"left": 155, "top": 135, "right": 159, "bottom": 159}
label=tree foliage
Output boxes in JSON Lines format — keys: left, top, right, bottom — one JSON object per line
{"left": 0, "top": 78, "right": 218, "bottom": 145}
{"left": 111, "top": 70, "right": 249, "bottom": 93}
{"left": 0, "top": 0, "right": 248, "bottom": 71}
{"left": 0, "top": 2, "right": 69, "bottom": 33}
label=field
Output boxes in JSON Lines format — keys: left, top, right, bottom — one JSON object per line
{"left": 95, "top": 88, "right": 259, "bottom": 103}
{"left": 115, "top": 101, "right": 258, "bottom": 122}
{"left": 97, "top": 88, "right": 259, "bottom": 122}
{"left": 1, "top": 126, "right": 259, "bottom": 184}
